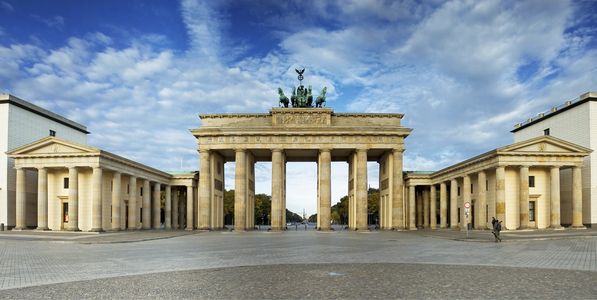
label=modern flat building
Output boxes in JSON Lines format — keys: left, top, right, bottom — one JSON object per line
{"left": 512, "top": 92, "right": 597, "bottom": 227}
{"left": 0, "top": 94, "right": 88, "bottom": 228}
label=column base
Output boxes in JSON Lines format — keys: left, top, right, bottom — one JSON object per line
{"left": 185, "top": 227, "right": 194, "bottom": 231}
{"left": 12, "top": 227, "right": 27, "bottom": 231}
{"left": 551, "top": 225, "right": 564, "bottom": 230}
{"left": 408, "top": 227, "right": 417, "bottom": 231}
{"left": 65, "top": 228, "right": 81, "bottom": 232}
{"left": 34, "top": 227, "right": 50, "bottom": 231}
{"left": 89, "top": 228, "right": 103, "bottom": 232}
{"left": 571, "top": 225, "right": 587, "bottom": 229}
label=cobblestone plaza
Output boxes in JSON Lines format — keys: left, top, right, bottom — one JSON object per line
{"left": 0, "top": 230, "right": 595, "bottom": 298}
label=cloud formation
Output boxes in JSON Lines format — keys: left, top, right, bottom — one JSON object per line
{"left": 0, "top": 0, "right": 595, "bottom": 214}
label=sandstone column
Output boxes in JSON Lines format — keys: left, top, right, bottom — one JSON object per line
{"left": 430, "top": 185, "right": 437, "bottom": 229}
{"left": 519, "top": 166, "right": 529, "bottom": 229}
{"left": 36, "top": 167, "right": 49, "bottom": 230}
{"left": 416, "top": 190, "right": 423, "bottom": 228}
{"left": 356, "top": 149, "right": 368, "bottom": 230}
{"left": 152, "top": 183, "right": 161, "bottom": 229}
{"left": 199, "top": 150, "right": 211, "bottom": 230}
{"left": 462, "top": 174, "right": 471, "bottom": 230}
{"left": 186, "top": 185, "right": 194, "bottom": 230}
{"left": 271, "top": 149, "right": 283, "bottom": 230}
{"left": 439, "top": 182, "right": 447, "bottom": 228}
{"left": 423, "top": 189, "right": 429, "bottom": 228}
{"left": 111, "top": 172, "right": 121, "bottom": 231}
{"left": 392, "top": 149, "right": 404, "bottom": 229}
{"left": 572, "top": 166, "right": 584, "bottom": 228}
{"left": 180, "top": 190, "right": 186, "bottom": 229}
{"left": 128, "top": 176, "right": 137, "bottom": 230}
{"left": 15, "top": 167, "right": 27, "bottom": 230}
{"left": 172, "top": 188, "right": 179, "bottom": 229}
{"left": 450, "top": 179, "right": 458, "bottom": 229}
{"left": 408, "top": 185, "right": 416, "bottom": 229}
{"left": 142, "top": 180, "right": 151, "bottom": 229}
{"left": 235, "top": 149, "right": 247, "bottom": 231}
{"left": 550, "top": 166, "right": 561, "bottom": 228}
{"left": 477, "top": 170, "right": 487, "bottom": 229}
{"left": 90, "top": 167, "right": 103, "bottom": 232}
{"left": 68, "top": 167, "right": 79, "bottom": 231}
{"left": 165, "top": 185, "right": 171, "bottom": 229}
{"left": 318, "top": 149, "right": 331, "bottom": 230}
{"left": 495, "top": 166, "right": 506, "bottom": 222}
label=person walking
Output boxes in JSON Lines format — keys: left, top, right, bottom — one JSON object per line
{"left": 494, "top": 220, "right": 502, "bottom": 242}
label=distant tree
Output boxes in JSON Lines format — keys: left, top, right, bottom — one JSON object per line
{"left": 308, "top": 213, "right": 317, "bottom": 223}
{"left": 254, "top": 194, "right": 271, "bottom": 225}
{"left": 222, "top": 189, "right": 311, "bottom": 225}
{"left": 331, "top": 211, "right": 340, "bottom": 224}
{"left": 224, "top": 190, "right": 235, "bottom": 225}
{"left": 286, "top": 209, "right": 303, "bottom": 223}
{"left": 329, "top": 189, "right": 380, "bottom": 225}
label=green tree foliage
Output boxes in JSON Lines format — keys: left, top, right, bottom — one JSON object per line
{"left": 328, "top": 188, "right": 380, "bottom": 225}
{"left": 286, "top": 209, "right": 303, "bottom": 223}
{"left": 254, "top": 193, "right": 271, "bottom": 225}
{"left": 222, "top": 190, "right": 302, "bottom": 225}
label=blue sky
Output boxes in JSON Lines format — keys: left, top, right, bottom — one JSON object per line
{"left": 1, "top": 0, "right": 596, "bottom": 215}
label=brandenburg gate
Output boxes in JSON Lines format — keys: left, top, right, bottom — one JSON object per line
{"left": 191, "top": 108, "right": 412, "bottom": 231}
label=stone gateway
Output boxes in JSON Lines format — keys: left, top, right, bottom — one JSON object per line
{"left": 191, "top": 108, "right": 411, "bottom": 231}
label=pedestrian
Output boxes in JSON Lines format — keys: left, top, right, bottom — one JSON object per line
{"left": 494, "top": 220, "right": 502, "bottom": 243}
{"left": 491, "top": 217, "right": 497, "bottom": 228}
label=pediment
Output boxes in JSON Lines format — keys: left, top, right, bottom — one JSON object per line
{"left": 498, "top": 136, "right": 592, "bottom": 154}
{"left": 8, "top": 137, "right": 99, "bottom": 156}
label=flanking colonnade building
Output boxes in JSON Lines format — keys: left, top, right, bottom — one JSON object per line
{"left": 4, "top": 92, "right": 596, "bottom": 231}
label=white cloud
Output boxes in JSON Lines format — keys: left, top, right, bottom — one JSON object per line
{"left": 31, "top": 14, "right": 65, "bottom": 29}
{"left": 0, "top": 0, "right": 594, "bottom": 215}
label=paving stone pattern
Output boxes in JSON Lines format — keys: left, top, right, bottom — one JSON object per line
{"left": 0, "top": 231, "right": 596, "bottom": 291}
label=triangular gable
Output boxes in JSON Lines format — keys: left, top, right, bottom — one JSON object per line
{"left": 7, "top": 137, "right": 99, "bottom": 156}
{"left": 497, "top": 136, "right": 592, "bottom": 154}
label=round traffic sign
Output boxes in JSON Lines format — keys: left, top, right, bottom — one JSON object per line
{"left": 464, "top": 202, "right": 471, "bottom": 209}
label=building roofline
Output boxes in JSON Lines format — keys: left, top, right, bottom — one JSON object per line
{"left": 511, "top": 92, "right": 597, "bottom": 133}
{"left": 0, "top": 94, "right": 90, "bottom": 134}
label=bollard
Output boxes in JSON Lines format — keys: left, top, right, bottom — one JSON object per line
{"left": 0, "top": 223, "right": 4, "bottom": 231}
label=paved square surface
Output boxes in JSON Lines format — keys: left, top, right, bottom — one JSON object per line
{"left": 0, "top": 230, "right": 595, "bottom": 298}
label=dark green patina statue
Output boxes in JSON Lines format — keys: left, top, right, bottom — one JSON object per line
{"left": 278, "top": 68, "right": 326, "bottom": 108}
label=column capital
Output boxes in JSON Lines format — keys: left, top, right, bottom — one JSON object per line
{"left": 550, "top": 165, "right": 560, "bottom": 170}
{"left": 36, "top": 166, "right": 46, "bottom": 171}
{"left": 235, "top": 148, "right": 247, "bottom": 153}
{"left": 356, "top": 148, "right": 368, "bottom": 153}
{"left": 199, "top": 149, "right": 211, "bottom": 154}
{"left": 271, "top": 148, "right": 283, "bottom": 153}
{"left": 319, "top": 148, "right": 331, "bottom": 153}
{"left": 392, "top": 147, "right": 404, "bottom": 154}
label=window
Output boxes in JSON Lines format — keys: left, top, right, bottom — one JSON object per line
{"left": 127, "top": 184, "right": 130, "bottom": 194}
{"left": 458, "top": 208, "right": 461, "bottom": 222}
{"left": 457, "top": 187, "right": 460, "bottom": 196}
{"left": 63, "top": 178, "right": 69, "bottom": 189}
{"left": 529, "top": 201, "right": 536, "bottom": 222}
{"left": 49, "top": 130, "right": 56, "bottom": 137}
{"left": 486, "top": 180, "right": 489, "bottom": 191}
{"left": 544, "top": 128, "right": 550, "bottom": 136}
{"left": 140, "top": 187, "right": 143, "bottom": 196}
{"left": 471, "top": 184, "right": 474, "bottom": 194}
{"left": 529, "top": 176, "right": 535, "bottom": 188}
